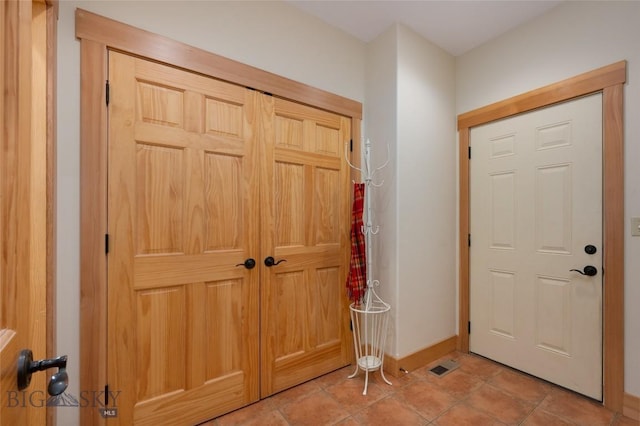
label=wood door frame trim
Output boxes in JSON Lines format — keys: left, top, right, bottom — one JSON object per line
{"left": 75, "top": 9, "right": 361, "bottom": 120}
{"left": 77, "top": 9, "right": 362, "bottom": 426}
{"left": 457, "top": 60, "right": 626, "bottom": 411}
{"left": 44, "top": 2, "right": 58, "bottom": 425}
{"left": 1, "top": 2, "right": 56, "bottom": 424}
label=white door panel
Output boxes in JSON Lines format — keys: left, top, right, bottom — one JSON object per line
{"left": 470, "top": 93, "right": 602, "bottom": 399}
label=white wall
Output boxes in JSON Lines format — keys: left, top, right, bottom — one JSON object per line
{"left": 365, "top": 24, "right": 457, "bottom": 358}
{"left": 365, "top": 26, "right": 400, "bottom": 354}
{"left": 456, "top": 0, "right": 640, "bottom": 397}
{"left": 396, "top": 26, "right": 457, "bottom": 356}
{"left": 57, "top": 2, "right": 365, "bottom": 425}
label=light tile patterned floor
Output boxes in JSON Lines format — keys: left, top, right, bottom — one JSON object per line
{"left": 200, "top": 352, "right": 638, "bottom": 425}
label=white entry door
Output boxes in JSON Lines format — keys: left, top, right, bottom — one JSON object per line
{"left": 469, "top": 93, "right": 603, "bottom": 399}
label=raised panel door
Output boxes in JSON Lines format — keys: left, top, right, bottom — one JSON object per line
{"left": 108, "top": 51, "right": 353, "bottom": 423}
{"left": 469, "top": 94, "right": 603, "bottom": 399}
{"left": 108, "top": 52, "right": 260, "bottom": 425}
{"left": 259, "top": 97, "right": 352, "bottom": 396}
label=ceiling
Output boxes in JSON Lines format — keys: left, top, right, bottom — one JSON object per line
{"left": 287, "top": 1, "right": 563, "bottom": 56}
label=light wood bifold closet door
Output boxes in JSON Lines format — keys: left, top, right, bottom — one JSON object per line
{"left": 107, "top": 51, "right": 351, "bottom": 425}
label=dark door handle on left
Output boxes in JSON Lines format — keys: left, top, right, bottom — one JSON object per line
{"left": 570, "top": 265, "right": 598, "bottom": 277}
{"left": 17, "top": 349, "right": 68, "bottom": 396}
{"left": 235, "top": 258, "right": 256, "bottom": 269}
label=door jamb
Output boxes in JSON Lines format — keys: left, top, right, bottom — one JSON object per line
{"left": 76, "top": 9, "right": 362, "bottom": 426}
{"left": 1, "top": 2, "right": 56, "bottom": 424}
{"left": 457, "top": 61, "right": 626, "bottom": 411}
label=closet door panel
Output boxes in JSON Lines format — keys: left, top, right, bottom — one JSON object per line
{"left": 260, "top": 97, "right": 352, "bottom": 396}
{"left": 273, "top": 162, "right": 306, "bottom": 246}
{"left": 108, "top": 52, "right": 260, "bottom": 425}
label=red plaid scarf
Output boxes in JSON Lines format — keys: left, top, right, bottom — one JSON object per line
{"left": 346, "top": 183, "right": 367, "bottom": 304}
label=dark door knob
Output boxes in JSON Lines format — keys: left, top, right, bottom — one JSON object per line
{"left": 584, "top": 245, "right": 597, "bottom": 255}
{"left": 17, "top": 349, "right": 69, "bottom": 396}
{"left": 264, "top": 256, "right": 286, "bottom": 267}
{"left": 235, "top": 258, "right": 256, "bottom": 269}
{"left": 570, "top": 265, "right": 598, "bottom": 277}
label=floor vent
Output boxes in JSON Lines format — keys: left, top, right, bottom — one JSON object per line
{"left": 429, "top": 359, "right": 460, "bottom": 377}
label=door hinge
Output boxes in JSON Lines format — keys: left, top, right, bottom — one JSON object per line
{"left": 105, "top": 384, "right": 109, "bottom": 405}
{"left": 105, "top": 80, "right": 110, "bottom": 106}
{"left": 468, "top": 234, "right": 471, "bottom": 247}
{"left": 468, "top": 321, "right": 471, "bottom": 334}
{"left": 105, "top": 234, "right": 109, "bottom": 254}
{"left": 350, "top": 139, "right": 353, "bottom": 152}
{"left": 468, "top": 146, "right": 471, "bottom": 159}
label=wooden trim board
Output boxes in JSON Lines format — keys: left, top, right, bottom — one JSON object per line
{"left": 78, "top": 38, "right": 109, "bottom": 426}
{"left": 623, "top": 392, "right": 640, "bottom": 421}
{"left": 75, "top": 9, "right": 361, "bottom": 120}
{"left": 457, "top": 61, "right": 626, "bottom": 130}
{"left": 457, "top": 61, "right": 626, "bottom": 412}
{"left": 384, "top": 336, "right": 458, "bottom": 378}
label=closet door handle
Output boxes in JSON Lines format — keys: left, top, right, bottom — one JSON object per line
{"left": 264, "top": 256, "right": 286, "bottom": 267}
{"left": 236, "top": 258, "right": 256, "bottom": 269}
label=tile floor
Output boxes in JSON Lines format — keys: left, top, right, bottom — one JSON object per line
{"left": 201, "top": 352, "right": 638, "bottom": 425}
